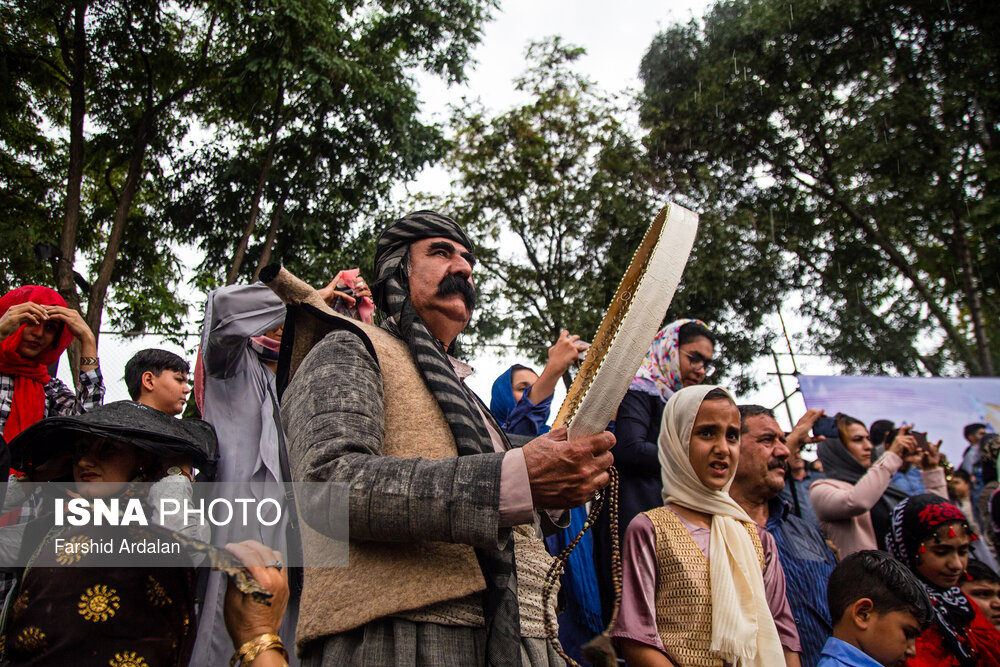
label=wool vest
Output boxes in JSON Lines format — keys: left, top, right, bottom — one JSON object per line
{"left": 294, "top": 320, "right": 487, "bottom": 648}
{"left": 644, "top": 506, "right": 764, "bottom": 667}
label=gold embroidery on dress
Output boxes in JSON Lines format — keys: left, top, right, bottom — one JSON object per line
{"left": 79, "top": 584, "right": 121, "bottom": 622}
{"left": 14, "top": 626, "right": 47, "bottom": 652}
{"left": 55, "top": 535, "right": 91, "bottom": 565}
{"left": 109, "top": 650, "right": 149, "bottom": 667}
{"left": 12, "top": 590, "right": 28, "bottom": 616}
{"left": 145, "top": 575, "right": 172, "bottom": 607}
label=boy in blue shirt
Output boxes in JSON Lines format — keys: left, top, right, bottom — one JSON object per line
{"left": 819, "top": 551, "right": 933, "bottom": 667}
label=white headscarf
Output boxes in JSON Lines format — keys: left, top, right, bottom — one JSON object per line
{"left": 657, "top": 385, "right": 784, "bottom": 667}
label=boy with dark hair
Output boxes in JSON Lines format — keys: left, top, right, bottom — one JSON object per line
{"left": 965, "top": 423, "right": 988, "bottom": 442}
{"left": 123, "top": 348, "right": 190, "bottom": 416}
{"left": 961, "top": 559, "right": 1000, "bottom": 631}
{"left": 819, "top": 550, "right": 933, "bottom": 667}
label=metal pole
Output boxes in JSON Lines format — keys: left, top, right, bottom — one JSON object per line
{"left": 771, "top": 347, "right": 795, "bottom": 426}
{"left": 777, "top": 308, "right": 799, "bottom": 375}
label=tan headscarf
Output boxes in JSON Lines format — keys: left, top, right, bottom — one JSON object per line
{"left": 657, "top": 385, "right": 784, "bottom": 666}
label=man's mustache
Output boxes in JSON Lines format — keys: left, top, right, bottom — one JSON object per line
{"left": 437, "top": 274, "right": 476, "bottom": 312}
{"left": 768, "top": 458, "right": 788, "bottom": 472}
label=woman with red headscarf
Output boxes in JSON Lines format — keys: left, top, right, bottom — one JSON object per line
{"left": 0, "top": 285, "right": 104, "bottom": 445}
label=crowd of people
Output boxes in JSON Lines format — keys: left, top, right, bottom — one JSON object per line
{"left": 0, "top": 210, "right": 997, "bottom": 667}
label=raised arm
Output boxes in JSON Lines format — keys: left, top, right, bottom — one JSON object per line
{"left": 527, "top": 329, "right": 589, "bottom": 406}
{"left": 809, "top": 451, "right": 903, "bottom": 521}
{"left": 201, "top": 283, "right": 285, "bottom": 377}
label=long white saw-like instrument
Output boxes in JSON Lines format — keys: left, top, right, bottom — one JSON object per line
{"left": 556, "top": 202, "right": 699, "bottom": 436}
{"left": 544, "top": 202, "right": 699, "bottom": 666}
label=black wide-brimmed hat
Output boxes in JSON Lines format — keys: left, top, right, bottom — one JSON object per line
{"left": 8, "top": 401, "right": 219, "bottom": 479}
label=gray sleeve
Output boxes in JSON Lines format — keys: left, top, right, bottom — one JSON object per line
{"left": 281, "top": 329, "right": 508, "bottom": 550}
{"left": 201, "top": 283, "right": 286, "bottom": 378}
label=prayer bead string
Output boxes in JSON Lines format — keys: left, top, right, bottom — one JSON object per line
{"left": 542, "top": 466, "right": 622, "bottom": 666}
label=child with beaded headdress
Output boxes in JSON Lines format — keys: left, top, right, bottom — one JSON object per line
{"left": 885, "top": 493, "right": 1000, "bottom": 667}
{"left": 611, "top": 384, "right": 801, "bottom": 667}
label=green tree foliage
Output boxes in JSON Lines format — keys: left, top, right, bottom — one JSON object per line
{"left": 436, "top": 38, "right": 783, "bottom": 392}
{"left": 640, "top": 0, "right": 1000, "bottom": 376}
{"left": 3, "top": 0, "right": 222, "bottom": 338}
{"left": 0, "top": 1, "right": 79, "bottom": 293}
{"left": 1, "top": 0, "right": 494, "bottom": 343}
{"left": 165, "top": 0, "right": 495, "bottom": 292}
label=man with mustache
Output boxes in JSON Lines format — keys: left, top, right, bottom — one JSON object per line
{"left": 280, "top": 211, "right": 614, "bottom": 666}
{"left": 732, "top": 405, "right": 838, "bottom": 667}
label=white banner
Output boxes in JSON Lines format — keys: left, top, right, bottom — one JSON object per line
{"left": 797, "top": 375, "right": 1000, "bottom": 464}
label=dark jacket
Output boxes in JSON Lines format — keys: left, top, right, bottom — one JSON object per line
{"left": 594, "top": 388, "right": 665, "bottom": 624}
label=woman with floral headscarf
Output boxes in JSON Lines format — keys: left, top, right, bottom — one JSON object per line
{"left": 594, "top": 319, "right": 715, "bottom": 623}
{"left": 612, "top": 385, "right": 801, "bottom": 666}
{"left": 886, "top": 494, "right": 1000, "bottom": 667}
{"left": 0, "top": 286, "right": 104, "bottom": 449}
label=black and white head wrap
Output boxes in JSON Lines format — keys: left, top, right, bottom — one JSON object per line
{"left": 887, "top": 494, "right": 978, "bottom": 666}
{"left": 373, "top": 211, "right": 521, "bottom": 666}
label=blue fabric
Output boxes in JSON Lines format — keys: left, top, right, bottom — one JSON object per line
{"left": 816, "top": 637, "right": 885, "bottom": 667}
{"left": 780, "top": 473, "right": 823, "bottom": 529}
{"left": 506, "top": 392, "right": 552, "bottom": 436}
{"left": 490, "top": 365, "right": 552, "bottom": 436}
{"left": 490, "top": 365, "right": 601, "bottom": 658}
{"left": 489, "top": 366, "right": 517, "bottom": 426}
{"left": 767, "top": 498, "right": 837, "bottom": 667}
{"left": 890, "top": 466, "right": 926, "bottom": 496}
{"left": 545, "top": 507, "right": 604, "bottom": 643}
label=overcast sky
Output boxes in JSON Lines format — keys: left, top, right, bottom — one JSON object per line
{"left": 402, "top": 0, "right": 826, "bottom": 428}
{"left": 78, "top": 0, "right": 830, "bottom": 436}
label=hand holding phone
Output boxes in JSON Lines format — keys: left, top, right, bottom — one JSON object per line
{"left": 812, "top": 416, "right": 839, "bottom": 439}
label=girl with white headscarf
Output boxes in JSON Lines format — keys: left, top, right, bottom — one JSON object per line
{"left": 611, "top": 385, "right": 801, "bottom": 667}
{"left": 594, "top": 320, "right": 715, "bottom": 625}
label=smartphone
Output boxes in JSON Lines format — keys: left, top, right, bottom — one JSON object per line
{"left": 333, "top": 287, "right": 356, "bottom": 313}
{"left": 912, "top": 431, "right": 929, "bottom": 452}
{"left": 813, "top": 416, "right": 839, "bottom": 439}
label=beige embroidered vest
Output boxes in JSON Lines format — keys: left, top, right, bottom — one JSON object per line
{"left": 644, "top": 506, "right": 765, "bottom": 667}
{"left": 294, "top": 322, "right": 486, "bottom": 648}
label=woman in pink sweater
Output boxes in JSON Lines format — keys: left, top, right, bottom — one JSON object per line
{"left": 810, "top": 414, "right": 947, "bottom": 558}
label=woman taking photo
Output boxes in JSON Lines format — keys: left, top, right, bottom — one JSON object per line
{"left": 594, "top": 319, "right": 714, "bottom": 622}
{"left": 886, "top": 494, "right": 1000, "bottom": 666}
{"left": 810, "top": 414, "right": 946, "bottom": 557}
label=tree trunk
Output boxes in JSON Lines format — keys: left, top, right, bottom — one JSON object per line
{"left": 56, "top": 1, "right": 88, "bottom": 385}
{"left": 254, "top": 193, "right": 286, "bottom": 280}
{"left": 817, "top": 187, "right": 982, "bottom": 374}
{"left": 226, "top": 79, "right": 285, "bottom": 285}
{"left": 953, "top": 214, "right": 994, "bottom": 375}
{"left": 85, "top": 115, "right": 152, "bottom": 336}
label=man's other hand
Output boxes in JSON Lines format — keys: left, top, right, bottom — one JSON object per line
{"left": 522, "top": 425, "right": 615, "bottom": 509}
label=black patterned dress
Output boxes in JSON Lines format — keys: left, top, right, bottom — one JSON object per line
{"left": 2, "top": 523, "right": 197, "bottom": 667}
